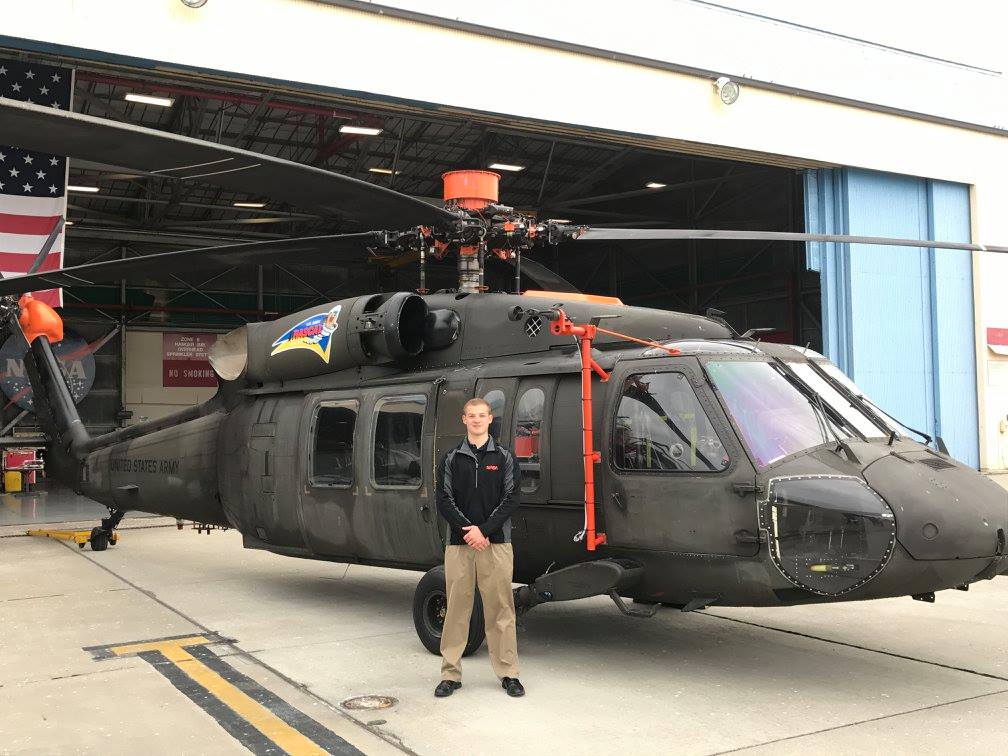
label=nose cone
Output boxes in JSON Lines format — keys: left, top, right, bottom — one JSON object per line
{"left": 863, "top": 451, "right": 1008, "bottom": 560}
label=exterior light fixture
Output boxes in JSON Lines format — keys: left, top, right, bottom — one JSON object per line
{"left": 180, "top": 0, "right": 209, "bottom": 8}
{"left": 67, "top": 185, "right": 100, "bottom": 193}
{"left": 714, "top": 76, "right": 740, "bottom": 105}
{"left": 339, "top": 125, "right": 382, "bottom": 136}
{"left": 233, "top": 201, "right": 265, "bottom": 208}
{"left": 367, "top": 167, "right": 400, "bottom": 175}
{"left": 645, "top": 182, "right": 666, "bottom": 189}
{"left": 489, "top": 163, "right": 525, "bottom": 172}
{"left": 125, "top": 93, "right": 174, "bottom": 107}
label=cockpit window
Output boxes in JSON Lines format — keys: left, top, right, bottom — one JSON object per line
{"left": 706, "top": 360, "right": 838, "bottom": 468}
{"left": 790, "top": 363, "right": 887, "bottom": 439}
{"left": 813, "top": 360, "right": 917, "bottom": 439}
{"left": 613, "top": 372, "right": 729, "bottom": 473}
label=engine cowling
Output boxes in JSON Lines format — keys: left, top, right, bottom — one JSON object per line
{"left": 209, "top": 293, "right": 458, "bottom": 384}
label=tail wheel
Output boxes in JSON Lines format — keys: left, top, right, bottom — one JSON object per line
{"left": 412, "top": 565, "right": 485, "bottom": 657}
{"left": 88, "top": 527, "right": 109, "bottom": 552}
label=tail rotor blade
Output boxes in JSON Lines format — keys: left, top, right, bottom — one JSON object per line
{"left": 27, "top": 216, "right": 65, "bottom": 276}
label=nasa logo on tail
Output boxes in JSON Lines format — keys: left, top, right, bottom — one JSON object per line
{"left": 270, "top": 304, "right": 342, "bottom": 363}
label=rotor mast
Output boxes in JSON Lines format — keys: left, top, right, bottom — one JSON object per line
{"left": 441, "top": 170, "right": 500, "bottom": 294}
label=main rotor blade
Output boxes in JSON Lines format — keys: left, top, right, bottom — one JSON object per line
{"left": 0, "top": 233, "right": 381, "bottom": 297}
{"left": 578, "top": 228, "right": 1008, "bottom": 253}
{"left": 0, "top": 99, "right": 457, "bottom": 229}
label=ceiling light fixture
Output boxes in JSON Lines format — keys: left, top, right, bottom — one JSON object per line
{"left": 125, "top": 93, "right": 174, "bottom": 107}
{"left": 547, "top": 218, "right": 571, "bottom": 224}
{"left": 489, "top": 163, "right": 524, "bottom": 172}
{"left": 714, "top": 76, "right": 740, "bottom": 105}
{"left": 645, "top": 182, "right": 666, "bottom": 189}
{"left": 67, "top": 185, "right": 100, "bottom": 193}
{"left": 233, "top": 201, "right": 265, "bottom": 208}
{"left": 367, "top": 167, "right": 401, "bottom": 175}
{"left": 64, "top": 220, "right": 74, "bottom": 225}
{"left": 339, "top": 125, "right": 382, "bottom": 136}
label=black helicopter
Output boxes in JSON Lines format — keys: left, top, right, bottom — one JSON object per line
{"left": 1, "top": 98, "right": 1007, "bottom": 658}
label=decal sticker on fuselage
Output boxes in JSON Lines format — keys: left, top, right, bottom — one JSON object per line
{"left": 269, "top": 304, "right": 342, "bottom": 362}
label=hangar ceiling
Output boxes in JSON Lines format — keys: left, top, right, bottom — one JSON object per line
{"left": 1, "top": 49, "right": 819, "bottom": 343}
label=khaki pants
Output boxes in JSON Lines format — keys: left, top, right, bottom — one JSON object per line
{"left": 440, "top": 543, "right": 519, "bottom": 682}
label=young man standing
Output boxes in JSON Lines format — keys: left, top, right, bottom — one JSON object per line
{"left": 434, "top": 397, "right": 525, "bottom": 698}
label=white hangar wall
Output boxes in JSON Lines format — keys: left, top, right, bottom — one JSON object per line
{"left": 2, "top": 0, "right": 1006, "bottom": 468}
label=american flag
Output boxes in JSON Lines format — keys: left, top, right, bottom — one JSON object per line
{"left": 0, "top": 58, "right": 73, "bottom": 307}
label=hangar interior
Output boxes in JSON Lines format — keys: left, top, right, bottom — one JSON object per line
{"left": 0, "top": 52, "right": 819, "bottom": 438}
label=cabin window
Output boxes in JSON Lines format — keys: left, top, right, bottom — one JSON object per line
{"left": 613, "top": 372, "right": 729, "bottom": 473}
{"left": 310, "top": 400, "right": 358, "bottom": 487}
{"left": 483, "top": 389, "right": 506, "bottom": 441}
{"left": 373, "top": 394, "right": 426, "bottom": 488}
{"left": 515, "top": 387, "right": 544, "bottom": 492}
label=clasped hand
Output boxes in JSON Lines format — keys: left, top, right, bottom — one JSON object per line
{"left": 462, "top": 525, "right": 490, "bottom": 551}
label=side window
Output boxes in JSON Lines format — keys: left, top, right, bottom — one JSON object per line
{"left": 515, "top": 387, "right": 544, "bottom": 493}
{"left": 373, "top": 395, "right": 426, "bottom": 488}
{"left": 613, "top": 373, "right": 729, "bottom": 473}
{"left": 311, "top": 400, "right": 358, "bottom": 487}
{"left": 483, "top": 389, "right": 506, "bottom": 441}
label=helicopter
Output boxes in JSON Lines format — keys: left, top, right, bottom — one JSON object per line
{"left": 1, "top": 97, "right": 1007, "bottom": 658}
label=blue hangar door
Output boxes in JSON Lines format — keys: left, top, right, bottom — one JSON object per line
{"left": 804, "top": 168, "right": 979, "bottom": 468}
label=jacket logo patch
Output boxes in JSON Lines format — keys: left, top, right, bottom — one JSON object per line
{"left": 485, "top": 464, "right": 498, "bottom": 471}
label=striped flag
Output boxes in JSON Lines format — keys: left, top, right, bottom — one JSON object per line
{"left": 0, "top": 58, "right": 73, "bottom": 307}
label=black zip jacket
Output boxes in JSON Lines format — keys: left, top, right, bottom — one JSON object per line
{"left": 435, "top": 436, "right": 521, "bottom": 545}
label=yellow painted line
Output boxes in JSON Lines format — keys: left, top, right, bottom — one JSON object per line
{"left": 109, "top": 636, "right": 211, "bottom": 656}
{"left": 108, "top": 636, "right": 328, "bottom": 756}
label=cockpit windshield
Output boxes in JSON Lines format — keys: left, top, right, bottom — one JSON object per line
{"left": 705, "top": 360, "right": 848, "bottom": 468}
{"left": 792, "top": 348, "right": 918, "bottom": 440}
{"left": 789, "top": 363, "right": 888, "bottom": 439}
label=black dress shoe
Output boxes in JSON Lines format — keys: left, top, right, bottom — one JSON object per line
{"left": 434, "top": 680, "right": 462, "bottom": 697}
{"left": 501, "top": 677, "right": 525, "bottom": 697}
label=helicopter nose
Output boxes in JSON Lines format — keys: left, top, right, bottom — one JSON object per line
{"left": 863, "top": 451, "right": 1008, "bottom": 561}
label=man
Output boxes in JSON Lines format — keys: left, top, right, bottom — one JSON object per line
{"left": 434, "top": 397, "right": 525, "bottom": 698}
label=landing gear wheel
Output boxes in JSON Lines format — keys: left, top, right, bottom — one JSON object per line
{"left": 88, "top": 527, "right": 109, "bottom": 552}
{"left": 412, "top": 565, "right": 485, "bottom": 657}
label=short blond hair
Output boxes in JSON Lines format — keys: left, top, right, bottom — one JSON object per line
{"left": 462, "top": 397, "right": 492, "bottom": 415}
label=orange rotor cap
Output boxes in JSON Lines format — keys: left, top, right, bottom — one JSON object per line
{"left": 442, "top": 170, "right": 500, "bottom": 211}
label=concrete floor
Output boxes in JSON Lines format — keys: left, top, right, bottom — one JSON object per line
{"left": 0, "top": 483, "right": 157, "bottom": 527}
{"left": 3, "top": 483, "right": 1008, "bottom": 755}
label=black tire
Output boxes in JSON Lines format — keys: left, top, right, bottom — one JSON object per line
{"left": 89, "top": 527, "right": 109, "bottom": 552}
{"left": 412, "top": 565, "right": 485, "bottom": 657}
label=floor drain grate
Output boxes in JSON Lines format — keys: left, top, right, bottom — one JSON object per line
{"left": 341, "top": 695, "right": 397, "bottom": 710}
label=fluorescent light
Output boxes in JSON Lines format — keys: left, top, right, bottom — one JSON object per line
{"left": 67, "top": 185, "right": 100, "bottom": 193}
{"left": 125, "top": 93, "right": 175, "bottom": 107}
{"left": 339, "top": 125, "right": 382, "bottom": 136}
{"left": 489, "top": 163, "right": 525, "bottom": 172}
{"left": 547, "top": 218, "right": 571, "bottom": 224}
{"left": 233, "top": 201, "right": 265, "bottom": 208}
{"left": 64, "top": 220, "right": 74, "bottom": 225}
{"left": 367, "top": 167, "right": 401, "bottom": 175}
{"left": 645, "top": 182, "right": 666, "bottom": 189}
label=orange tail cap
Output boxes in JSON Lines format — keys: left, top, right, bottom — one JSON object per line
{"left": 18, "top": 294, "right": 63, "bottom": 344}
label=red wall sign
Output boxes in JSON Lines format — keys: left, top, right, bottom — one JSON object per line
{"left": 163, "top": 333, "right": 219, "bottom": 387}
{"left": 988, "top": 328, "right": 1008, "bottom": 346}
